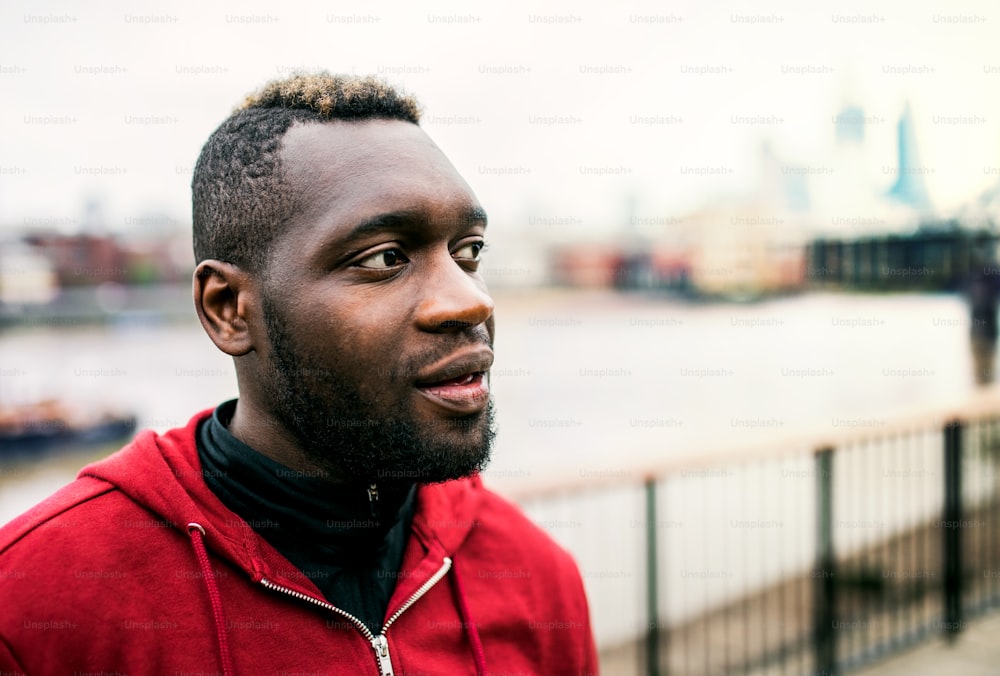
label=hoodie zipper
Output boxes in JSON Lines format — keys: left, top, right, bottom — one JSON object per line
{"left": 367, "top": 482, "right": 380, "bottom": 519}
{"left": 260, "top": 556, "right": 452, "bottom": 676}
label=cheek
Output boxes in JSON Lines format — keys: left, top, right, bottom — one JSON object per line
{"left": 319, "top": 306, "right": 410, "bottom": 383}
{"left": 285, "top": 282, "right": 416, "bottom": 383}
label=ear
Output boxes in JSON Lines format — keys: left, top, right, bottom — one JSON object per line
{"left": 193, "top": 260, "right": 256, "bottom": 357}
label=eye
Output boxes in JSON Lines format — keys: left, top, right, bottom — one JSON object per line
{"left": 357, "top": 248, "right": 408, "bottom": 269}
{"left": 453, "top": 241, "right": 486, "bottom": 261}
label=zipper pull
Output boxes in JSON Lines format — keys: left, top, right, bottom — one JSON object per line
{"left": 371, "top": 634, "right": 395, "bottom": 676}
{"left": 367, "top": 482, "right": 380, "bottom": 520}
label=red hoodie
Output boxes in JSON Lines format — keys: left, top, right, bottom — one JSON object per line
{"left": 0, "top": 410, "right": 598, "bottom": 675}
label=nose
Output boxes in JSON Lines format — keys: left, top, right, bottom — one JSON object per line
{"left": 414, "top": 252, "right": 494, "bottom": 332}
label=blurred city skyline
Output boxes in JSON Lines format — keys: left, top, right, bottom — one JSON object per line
{"left": 2, "top": 0, "right": 1000, "bottom": 245}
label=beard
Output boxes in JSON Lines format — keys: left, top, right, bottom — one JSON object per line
{"left": 259, "top": 292, "right": 496, "bottom": 486}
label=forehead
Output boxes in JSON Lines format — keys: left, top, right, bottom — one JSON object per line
{"left": 278, "top": 119, "right": 479, "bottom": 229}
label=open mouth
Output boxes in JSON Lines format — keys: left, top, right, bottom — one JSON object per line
{"left": 418, "top": 372, "right": 480, "bottom": 388}
{"left": 414, "top": 371, "right": 489, "bottom": 413}
{"left": 412, "top": 347, "right": 493, "bottom": 414}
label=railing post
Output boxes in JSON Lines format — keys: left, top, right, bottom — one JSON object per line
{"left": 645, "top": 477, "right": 662, "bottom": 676}
{"left": 943, "top": 420, "right": 963, "bottom": 639}
{"left": 814, "top": 447, "right": 836, "bottom": 675}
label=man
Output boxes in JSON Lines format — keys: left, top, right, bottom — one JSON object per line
{"left": 0, "top": 74, "right": 598, "bottom": 675}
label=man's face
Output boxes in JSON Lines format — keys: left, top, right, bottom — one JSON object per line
{"left": 255, "top": 119, "right": 496, "bottom": 486}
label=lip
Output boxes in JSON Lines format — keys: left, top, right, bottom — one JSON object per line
{"left": 414, "top": 348, "right": 493, "bottom": 415}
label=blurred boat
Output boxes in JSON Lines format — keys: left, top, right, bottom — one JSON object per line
{"left": 0, "top": 399, "right": 136, "bottom": 457}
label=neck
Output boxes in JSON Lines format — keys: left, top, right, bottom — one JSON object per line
{"left": 227, "top": 397, "right": 352, "bottom": 484}
{"left": 198, "top": 400, "right": 417, "bottom": 555}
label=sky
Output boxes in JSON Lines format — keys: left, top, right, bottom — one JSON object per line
{"left": 2, "top": 0, "right": 999, "bottom": 242}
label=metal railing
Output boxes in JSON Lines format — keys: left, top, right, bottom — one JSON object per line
{"left": 508, "top": 389, "right": 1000, "bottom": 675}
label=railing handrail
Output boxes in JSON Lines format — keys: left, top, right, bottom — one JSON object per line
{"left": 496, "top": 384, "right": 1000, "bottom": 502}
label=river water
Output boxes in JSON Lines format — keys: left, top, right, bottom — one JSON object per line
{"left": 0, "top": 288, "right": 985, "bottom": 521}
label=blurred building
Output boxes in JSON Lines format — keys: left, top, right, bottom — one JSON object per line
{"left": 0, "top": 242, "right": 57, "bottom": 306}
{"left": 13, "top": 224, "right": 192, "bottom": 289}
{"left": 23, "top": 232, "right": 128, "bottom": 287}
{"left": 551, "top": 101, "right": 947, "bottom": 299}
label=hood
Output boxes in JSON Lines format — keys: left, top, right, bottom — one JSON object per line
{"left": 78, "top": 408, "right": 488, "bottom": 596}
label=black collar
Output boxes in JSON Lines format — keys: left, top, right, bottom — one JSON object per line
{"left": 196, "top": 400, "right": 416, "bottom": 566}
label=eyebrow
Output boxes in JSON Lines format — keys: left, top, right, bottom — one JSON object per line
{"left": 345, "top": 205, "right": 488, "bottom": 242}
{"left": 313, "top": 205, "right": 489, "bottom": 267}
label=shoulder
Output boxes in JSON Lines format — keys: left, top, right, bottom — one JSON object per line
{"left": 420, "top": 476, "right": 587, "bottom": 594}
{"left": 0, "top": 475, "right": 118, "bottom": 557}
{"left": 421, "top": 476, "right": 578, "bottom": 565}
{"left": 0, "top": 475, "right": 163, "bottom": 650}
{"left": 475, "top": 483, "right": 574, "bottom": 558}
{"left": 0, "top": 413, "right": 212, "bottom": 567}
{"left": 0, "top": 473, "right": 183, "bottom": 585}
{"left": 418, "top": 477, "right": 597, "bottom": 667}
{"left": 476, "top": 482, "right": 584, "bottom": 586}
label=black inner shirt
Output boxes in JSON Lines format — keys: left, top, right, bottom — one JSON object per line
{"left": 196, "top": 399, "right": 416, "bottom": 635}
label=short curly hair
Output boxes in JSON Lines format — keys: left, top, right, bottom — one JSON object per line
{"left": 192, "top": 73, "right": 421, "bottom": 273}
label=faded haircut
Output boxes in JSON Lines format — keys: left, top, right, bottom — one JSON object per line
{"left": 191, "top": 73, "right": 421, "bottom": 273}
